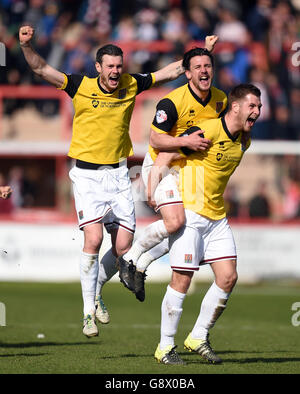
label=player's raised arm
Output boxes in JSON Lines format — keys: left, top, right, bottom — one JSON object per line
{"left": 153, "top": 60, "right": 185, "bottom": 85}
{"left": 153, "top": 35, "right": 218, "bottom": 85}
{"left": 19, "top": 25, "right": 65, "bottom": 88}
{"left": 205, "top": 35, "right": 218, "bottom": 52}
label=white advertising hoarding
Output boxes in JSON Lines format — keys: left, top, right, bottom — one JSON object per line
{"left": 0, "top": 222, "right": 299, "bottom": 283}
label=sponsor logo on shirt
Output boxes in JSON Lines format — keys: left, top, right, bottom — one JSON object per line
{"left": 216, "top": 153, "right": 223, "bottom": 161}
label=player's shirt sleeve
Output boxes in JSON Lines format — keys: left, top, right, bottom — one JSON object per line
{"left": 151, "top": 98, "right": 178, "bottom": 133}
{"left": 130, "top": 73, "right": 155, "bottom": 95}
{"left": 58, "top": 74, "right": 84, "bottom": 98}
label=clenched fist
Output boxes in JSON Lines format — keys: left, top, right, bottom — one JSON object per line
{"left": 19, "top": 25, "right": 34, "bottom": 47}
{"left": 205, "top": 35, "right": 218, "bottom": 52}
{"left": 0, "top": 186, "right": 12, "bottom": 199}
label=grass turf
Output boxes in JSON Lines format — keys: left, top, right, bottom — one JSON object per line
{"left": 0, "top": 281, "right": 299, "bottom": 376}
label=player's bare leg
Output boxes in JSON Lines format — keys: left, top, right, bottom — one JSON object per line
{"left": 120, "top": 203, "right": 185, "bottom": 301}
{"left": 113, "top": 226, "right": 137, "bottom": 291}
{"left": 184, "top": 259, "right": 237, "bottom": 363}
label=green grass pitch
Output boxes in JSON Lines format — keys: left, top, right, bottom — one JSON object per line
{"left": 0, "top": 281, "right": 299, "bottom": 375}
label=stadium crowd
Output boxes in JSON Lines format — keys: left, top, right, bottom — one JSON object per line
{"left": 0, "top": 0, "right": 299, "bottom": 140}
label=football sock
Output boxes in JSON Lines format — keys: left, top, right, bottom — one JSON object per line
{"left": 123, "top": 220, "right": 169, "bottom": 265}
{"left": 136, "top": 238, "right": 169, "bottom": 272}
{"left": 191, "top": 281, "right": 230, "bottom": 340}
{"left": 96, "top": 248, "right": 118, "bottom": 296}
{"left": 80, "top": 252, "right": 99, "bottom": 315}
{"left": 160, "top": 285, "right": 186, "bottom": 349}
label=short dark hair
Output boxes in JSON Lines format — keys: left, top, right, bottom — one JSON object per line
{"left": 96, "top": 44, "right": 123, "bottom": 64}
{"left": 182, "top": 47, "right": 214, "bottom": 70}
{"left": 228, "top": 84, "right": 261, "bottom": 109}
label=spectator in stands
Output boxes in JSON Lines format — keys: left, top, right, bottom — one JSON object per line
{"left": 246, "top": 0, "right": 272, "bottom": 42}
{"left": 249, "top": 66, "right": 272, "bottom": 139}
{"left": 0, "top": 173, "right": 13, "bottom": 213}
{"left": 248, "top": 181, "right": 271, "bottom": 218}
{"left": 62, "top": 37, "right": 97, "bottom": 77}
{"left": 224, "top": 184, "right": 240, "bottom": 218}
{"left": 290, "top": 88, "right": 300, "bottom": 140}
{"left": 281, "top": 175, "right": 300, "bottom": 219}
{"left": 186, "top": 5, "right": 211, "bottom": 41}
{"left": 214, "top": 2, "right": 248, "bottom": 47}
{"left": 161, "top": 7, "right": 188, "bottom": 44}
{"left": 111, "top": 15, "right": 137, "bottom": 41}
{"left": 272, "top": 104, "right": 296, "bottom": 140}
{"left": 135, "top": 8, "right": 160, "bottom": 42}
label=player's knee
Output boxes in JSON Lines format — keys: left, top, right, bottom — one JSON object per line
{"left": 84, "top": 236, "right": 102, "bottom": 253}
{"left": 217, "top": 271, "right": 238, "bottom": 293}
{"left": 170, "top": 270, "right": 193, "bottom": 294}
{"left": 164, "top": 214, "right": 185, "bottom": 234}
{"left": 114, "top": 239, "right": 132, "bottom": 257}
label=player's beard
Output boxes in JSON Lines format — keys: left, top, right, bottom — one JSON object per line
{"left": 100, "top": 74, "right": 120, "bottom": 92}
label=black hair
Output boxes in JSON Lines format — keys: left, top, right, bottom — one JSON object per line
{"left": 96, "top": 44, "right": 123, "bottom": 64}
{"left": 182, "top": 47, "right": 214, "bottom": 70}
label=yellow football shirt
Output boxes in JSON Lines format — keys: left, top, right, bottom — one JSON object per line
{"left": 60, "top": 72, "right": 155, "bottom": 164}
{"left": 179, "top": 117, "right": 251, "bottom": 220}
{"left": 149, "top": 84, "right": 227, "bottom": 161}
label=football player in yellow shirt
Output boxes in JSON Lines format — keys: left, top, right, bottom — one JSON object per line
{"left": 119, "top": 45, "right": 226, "bottom": 301}
{"left": 19, "top": 24, "right": 217, "bottom": 337}
{"left": 153, "top": 84, "right": 262, "bottom": 365}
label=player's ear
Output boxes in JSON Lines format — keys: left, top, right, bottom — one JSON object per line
{"left": 95, "top": 62, "right": 101, "bottom": 73}
{"left": 232, "top": 101, "right": 240, "bottom": 114}
{"left": 185, "top": 69, "right": 192, "bottom": 81}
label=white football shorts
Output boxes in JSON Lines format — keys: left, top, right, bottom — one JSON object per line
{"left": 141, "top": 152, "right": 183, "bottom": 210}
{"left": 69, "top": 162, "right": 135, "bottom": 233}
{"left": 169, "top": 209, "right": 237, "bottom": 271}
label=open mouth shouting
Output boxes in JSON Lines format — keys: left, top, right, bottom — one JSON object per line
{"left": 246, "top": 115, "right": 257, "bottom": 129}
{"left": 109, "top": 75, "right": 120, "bottom": 88}
{"left": 199, "top": 75, "right": 211, "bottom": 89}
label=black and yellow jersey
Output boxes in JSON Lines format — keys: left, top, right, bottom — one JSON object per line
{"left": 179, "top": 117, "right": 251, "bottom": 220}
{"left": 60, "top": 72, "right": 155, "bottom": 164}
{"left": 149, "top": 84, "right": 227, "bottom": 161}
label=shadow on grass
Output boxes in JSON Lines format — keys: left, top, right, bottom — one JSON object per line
{"left": 0, "top": 341, "right": 100, "bottom": 348}
{"left": 0, "top": 353, "right": 47, "bottom": 358}
{"left": 184, "top": 350, "right": 300, "bottom": 364}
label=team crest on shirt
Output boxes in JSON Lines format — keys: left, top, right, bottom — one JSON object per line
{"left": 184, "top": 254, "right": 192, "bottom": 263}
{"left": 216, "top": 153, "right": 223, "bottom": 161}
{"left": 92, "top": 99, "right": 99, "bottom": 108}
{"left": 78, "top": 210, "right": 84, "bottom": 220}
{"left": 156, "top": 110, "right": 167, "bottom": 124}
{"left": 118, "top": 88, "right": 127, "bottom": 99}
{"left": 186, "top": 120, "right": 194, "bottom": 127}
{"left": 216, "top": 101, "right": 223, "bottom": 113}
